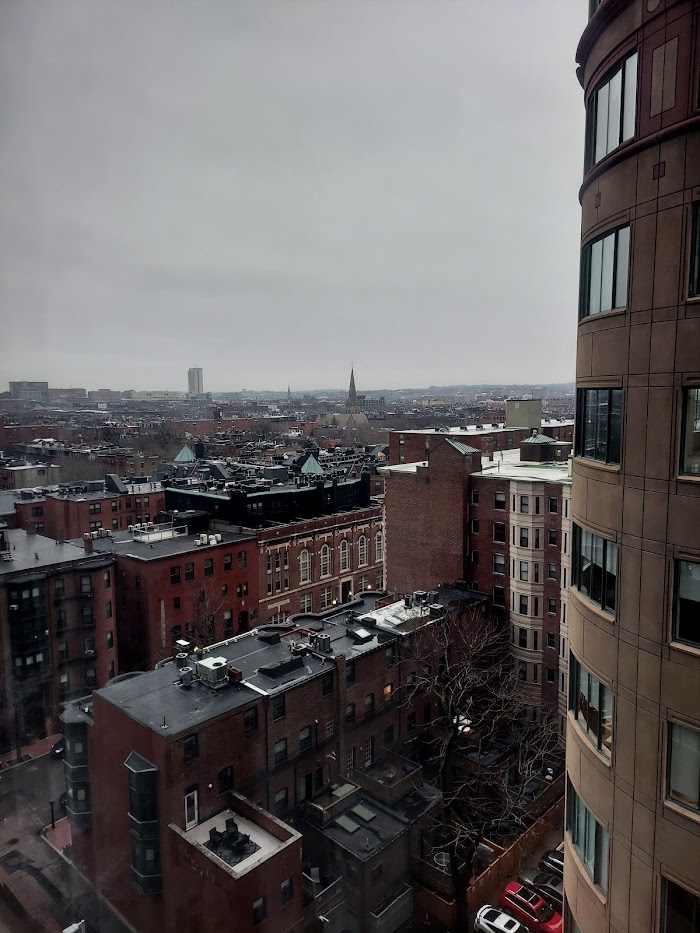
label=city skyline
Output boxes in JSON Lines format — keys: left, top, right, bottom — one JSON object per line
{"left": 0, "top": 0, "right": 585, "bottom": 391}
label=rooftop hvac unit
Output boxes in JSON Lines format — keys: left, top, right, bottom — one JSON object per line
{"left": 180, "top": 667, "right": 194, "bottom": 688}
{"left": 208, "top": 535, "right": 216, "bottom": 546}
{"left": 175, "top": 652, "right": 189, "bottom": 668}
{"left": 196, "top": 656, "right": 229, "bottom": 688}
{"left": 90, "top": 531, "right": 99, "bottom": 539}
{"left": 215, "top": 533, "right": 222, "bottom": 543}
{"left": 193, "top": 539, "right": 201, "bottom": 547}
{"left": 128, "top": 525, "right": 134, "bottom": 532}
{"left": 317, "top": 633, "right": 332, "bottom": 653}
{"left": 199, "top": 533, "right": 208, "bottom": 545}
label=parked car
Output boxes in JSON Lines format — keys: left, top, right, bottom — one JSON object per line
{"left": 49, "top": 739, "right": 65, "bottom": 759}
{"left": 474, "top": 906, "right": 526, "bottom": 933}
{"left": 498, "top": 882, "right": 563, "bottom": 933}
{"left": 519, "top": 868, "right": 564, "bottom": 909}
{"left": 539, "top": 848, "right": 565, "bottom": 877}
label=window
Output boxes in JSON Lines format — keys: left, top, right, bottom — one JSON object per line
{"left": 662, "top": 877, "right": 700, "bottom": 932}
{"left": 493, "top": 522, "right": 506, "bottom": 543}
{"left": 519, "top": 595, "right": 528, "bottom": 615}
{"left": 319, "top": 544, "right": 331, "bottom": 577}
{"left": 548, "top": 529, "right": 557, "bottom": 547}
{"left": 548, "top": 563, "right": 557, "bottom": 579}
{"left": 346, "top": 660, "right": 356, "bottom": 684}
{"left": 111, "top": 499, "right": 118, "bottom": 512}
{"left": 364, "top": 736, "right": 374, "bottom": 766}
{"left": 519, "top": 560, "right": 528, "bottom": 582}
{"left": 299, "top": 550, "right": 311, "bottom": 583}
{"left": 218, "top": 765, "right": 233, "bottom": 793}
{"left": 547, "top": 632, "right": 556, "bottom": 649}
{"left": 238, "top": 549, "right": 247, "bottom": 568}
{"left": 471, "top": 551, "right": 479, "bottom": 566}
{"left": 107, "top": 630, "right": 114, "bottom": 649}
{"left": 365, "top": 693, "right": 375, "bottom": 715}
{"left": 281, "top": 877, "right": 294, "bottom": 906}
{"left": 346, "top": 747, "right": 355, "bottom": 772}
{"left": 322, "top": 672, "right": 333, "bottom": 696}
{"left": 244, "top": 707, "right": 258, "bottom": 734}
{"left": 580, "top": 224, "right": 631, "bottom": 319}
{"left": 493, "top": 585, "right": 505, "bottom": 607}
{"left": 80, "top": 575, "right": 92, "bottom": 594}
{"left": 358, "top": 535, "right": 368, "bottom": 566}
{"left": 493, "top": 553, "right": 506, "bottom": 574}
{"left": 375, "top": 531, "right": 383, "bottom": 562}
{"left": 520, "top": 527, "right": 529, "bottom": 548}
{"left": 681, "top": 388, "right": 700, "bottom": 475}
{"left": 274, "top": 739, "right": 288, "bottom": 764}
{"left": 223, "top": 609, "right": 233, "bottom": 635}
{"left": 383, "top": 725, "right": 394, "bottom": 746}
{"left": 274, "top": 787, "right": 288, "bottom": 813}
{"left": 471, "top": 489, "right": 479, "bottom": 504}
{"left": 520, "top": 495, "right": 529, "bottom": 514}
{"left": 573, "top": 525, "right": 618, "bottom": 615}
{"left": 204, "top": 558, "right": 213, "bottom": 577}
{"left": 667, "top": 721, "right": 700, "bottom": 814}
{"left": 320, "top": 586, "right": 333, "bottom": 609}
{"left": 185, "top": 562, "right": 194, "bottom": 581}
{"left": 675, "top": 560, "right": 700, "bottom": 646}
{"left": 518, "top": 627, "right": 527, "bottom": 648}
{"left": 518, "top": 661, "right": 527, "bottom": 681}
{"left": 494, "top": 492, "right": 506, "bottom": 510}
{"left": 570, "top": 655, "right": 613, "bottom": 757}
{"left": 273, "top": 693, "right": 286, "bottom": 720}
{"left": 184, "top": 734, "right": 199, "bottom": 762}
{"left": 171, "top": 625, "right": 182, "bottom": 644}
{"left": 299, "top": 726, "right": 312, "bottom": 752}
{"left": 56, "top": 609, "right": 66, "bottom": 631}
{"left": 383, "top": 683, "right": 393, "bottom": 703}
{"left": 55, "top": 578, "right": 65, "bottom": 598}
{"left": 31, "top": 505, "right": 43, "bottom": 517}
{"left": 567, "top": 781, "right": 609, "bottom": 894}
{"left": 534, "top": 528, "right": 541, "bottom": 549}
{"left": 471, "top": 519, "right": 479, "bottom": 534}
{"left": 88, "top": 503, "right": 101, "bottom": 514}
{"left": 82, "top": 606, "right": 94, "bottom": 627}
{"left": 170, "top": 566, "right": 181, "bottom": 585}
{"left": 253, "top": 896, "right": 267, "bottom": 925}
{"left": 299, "top": 594, "right": 312, "bottom": 613}
{"left": 346, "top": 702, "right": 356, "bottom": 723}
{"left": 585, "top": 52, "right": 637, "bottom": 169}
{"left": 223, "top": 553, "right": 232, "bottom": 571}
{"left": 576, "top": 388, "right": 623, "bottom": 464}
{"left": 548, "top": 598, "right": 557, "bottom": 614}
{"left": 339, "top": 539, "right": 350, "bottom": 571}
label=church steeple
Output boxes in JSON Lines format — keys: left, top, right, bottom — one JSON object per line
{"left": 346, "top": 366, "right": 359, "bottom": 412}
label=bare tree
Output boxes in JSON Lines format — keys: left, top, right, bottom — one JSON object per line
{"left": 403, "top": 605, "right": 559, "bottom": 933}
{"left": 185, "top": 580, "right": 228, "bottom": 647}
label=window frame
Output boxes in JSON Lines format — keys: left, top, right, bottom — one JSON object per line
{"left": 584, "top": 51, "right": 638, "bottom": 171}
{"left": 567, "top": 780, "right": 609, "bottom": 894}
{"left": 569, "top": 654, "right": 613, "bottom": 757}
{"left": 674, "top": 559, "right": 700, "bottom": 647}
{"left": 575, "top": 388, "right": 623, "bottom": 465}
{"left": 572, "top": 524, "right": 618, "bottom": 615}
{"left": 579, "top": 224, "right": 631, "bottom": 320}
{"left": 666, "top": 720, "right": 700, "bottom": 815}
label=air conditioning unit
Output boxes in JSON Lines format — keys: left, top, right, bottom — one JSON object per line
{"left": 196, "top": 656, "right": 228, "bottom": 689}
{"left": 84, "top": 649, "right": 95, "bottom": 656}
{"left": 127, "top": 525, "right": 134, "bottom": 532}
{"left": 9, "top": 605, "right": 18, "bottom": 611}
{"left": 199, "top": 533, "right": 208, "bottom": 545}
{"left": 90, "top": 531, "right": 99, "bottom": 539}
{"left": 193, "top": 539, "right": 201, "bottom": 547}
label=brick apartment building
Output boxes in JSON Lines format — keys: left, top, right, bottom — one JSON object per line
{"left": 61, "top": 591, "right": 474, "bottom": 933}
{"left": 13, "top": 477, "right": 165, "bottom": 540}
{"left": 389, "top": 417, "right": 574, "bottom": 465}
{"left": 0, "top": 460, "right": 61, "bottom": 490}
{"left": 0, "top": 528, "right": 117, "bottom": 753}
{"left": 86, "top": 520, "right": 259, "bottom": 673}
{"left": 383, "top": 434, "right": 572, "bottom": 729}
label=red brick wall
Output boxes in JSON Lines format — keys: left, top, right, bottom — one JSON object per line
{"left": 468, "top": 476, "right": 512, "bottom": 615}
{"left": 385, "top": 442, "right": 475, "bottom": 595}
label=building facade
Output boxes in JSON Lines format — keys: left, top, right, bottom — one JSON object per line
{"left": 188, "top": 367, "right": 204, "bottom": 396}
{"left": 0, "top": 529, "right": 117, "bottom": 752}
{"left": 566, "top": 3, "right": 700, "bottom": 931}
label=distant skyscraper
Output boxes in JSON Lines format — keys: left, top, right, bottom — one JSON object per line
{"left": 187, "top": 367, "right": 203, "bottom": 396}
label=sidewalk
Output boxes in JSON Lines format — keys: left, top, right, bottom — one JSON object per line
{"left": 0, "top": 733, "right": 62, "bottom": 769}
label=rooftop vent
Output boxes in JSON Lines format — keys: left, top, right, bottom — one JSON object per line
{"left": 258, "top": 654, "right": 304, "bottom": 679}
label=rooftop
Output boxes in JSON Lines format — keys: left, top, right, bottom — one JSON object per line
{"left": 71, "top": 524, "right": 255, "bottom": 561}
{"left": 390, "top": 419, "right": 573, "bottom": 437}
{"left": 180, "top": 808, "right": 288, "bottom": 877}
{"left": 0, "top": 529, "right": 107, "bottom": 577}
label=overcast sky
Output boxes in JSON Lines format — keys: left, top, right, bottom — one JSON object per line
{"left": 0, "top": 1, "right": 587, "bottom": 392}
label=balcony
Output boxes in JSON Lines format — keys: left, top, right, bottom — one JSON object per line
{"left": 302, "top": 873, "right": 343, "bottom": 915}
{"left": 369, "top": 883, "right": 413, "bottom": 933}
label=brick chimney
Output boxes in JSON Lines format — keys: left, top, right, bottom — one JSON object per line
{"left": 83, "top": 533, "right": 93, "bottom": 554}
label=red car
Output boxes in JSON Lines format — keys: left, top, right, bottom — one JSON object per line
{"left": 498, "top": 882, "right": 563, "bottom": 933}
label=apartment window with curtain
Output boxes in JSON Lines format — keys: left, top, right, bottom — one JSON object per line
{"left": 569, "top": 654, "right": 613, "bottom": 757}
{"left": 674, "top": 560, "right": 700, "bottom": 647}
{"left": 567, "top": 781, "right": 609, "bottom": 894}
{"left": 575, "top": 388, "right": 623, "bottom": 464}
{"left": 584, "top": 52, "right": 637, "bottom": 169}
{"left": 667, "top": 721, "right": 700, "bottom": 814}
{"left": 580, "top": 224, "right": 630, "bottom": 319}
{"left": 572, "top": 524, "right": 618, "bottom": 615}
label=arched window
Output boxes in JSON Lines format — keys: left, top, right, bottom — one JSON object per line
{"left": 339, "top": 539, "right": 350, "bottom": 572}
{"left": 375, "top": 531, "right": 384, "bottom": 563}
{"left": 358, "top": 535, "right": 368, "bottom": 566}
{"left": 299, "top": 550, "right": 310, "bottom": 583}
{"left": 320, "top": 544, "right": 331, "bottom": 577}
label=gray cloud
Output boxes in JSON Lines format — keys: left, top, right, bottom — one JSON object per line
{"left": 0, "top": 0, "right": 587, "bottom": 391}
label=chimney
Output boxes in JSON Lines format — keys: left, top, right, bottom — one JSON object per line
{"left": 83, "top": 533, "right": 93, "bottom": 554}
